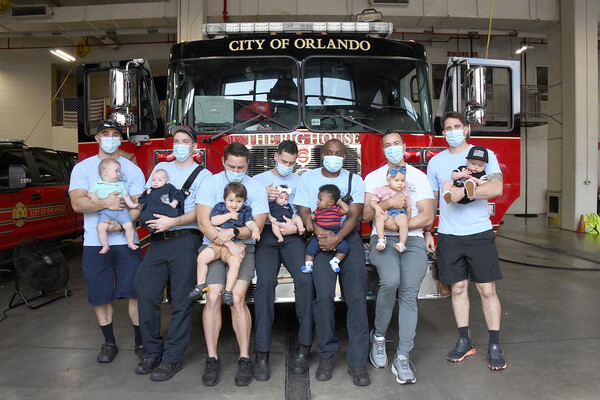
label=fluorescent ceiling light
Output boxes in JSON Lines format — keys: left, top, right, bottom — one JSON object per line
{"left": 50, "top": 49, "right": 76, "bottom": 62}
{"left": 515, "top": 45, "right": 533, "bottom": 55}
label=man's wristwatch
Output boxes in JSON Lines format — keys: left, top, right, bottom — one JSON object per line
{"left": 232, "top": 227, "right": 240, "bottom": 238}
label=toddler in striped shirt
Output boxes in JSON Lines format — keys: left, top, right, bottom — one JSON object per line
{"left": 301, "top": 184, "right": 350, "bottom": 273}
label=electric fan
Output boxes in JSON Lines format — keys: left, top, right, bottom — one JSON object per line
{"left": 8, "top": 238, "right": 71, "bottom": 310}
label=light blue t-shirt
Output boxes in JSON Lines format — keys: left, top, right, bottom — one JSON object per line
{"left": 252, "top": 170, "right": 300, "bottom": 221}
{"left": 90, "top": 180, "right": 128, "bottom": 199}
{"left": 196, "top": 171, "right": 269, "bottom": 245}
{"left": 427, "top": 145, "right": 502, "bottom": 235}
{"left": 69, "top": 155, "right": 145, "bottom": 246}
{"left": 146, "top": 162, "right": 212, "bottom": 230}
{"left": 293, "top": 167, "right": 365, "bottom": 225}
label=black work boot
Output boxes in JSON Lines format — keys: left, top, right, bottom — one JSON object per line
{"left": 254, "top": 351, "right": 270, "bottom": 382}
{"left": 291, "top": 344, "right": 310, "bottom": 374}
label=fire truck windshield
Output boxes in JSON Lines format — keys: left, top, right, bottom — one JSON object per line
{"left": 304, "top": 57, "right": 432, "bottom": 133}
{"left": 167, "top": 56, "right": 433, "bottom": 135}
{"left": 168, "top": 57, "right": 300, "bottom": 133}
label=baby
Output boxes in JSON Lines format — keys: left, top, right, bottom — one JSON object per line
{"left": 87, "top": 158, "right": 139, "bottom": 254}
{"left": 268, "top": 184, "right": 305, "bottom": 242}
{"left": 188, "top": 182, "right": 260, "bottom": 306}
{"left": 441, "top": 145, "right": 489, "bottom": 204}
{"left": 370, "top": 166, "right": 412, "bottom": 253}
{"left": 138, "top": 169, "right": 184, "bottom": 232}
{"left": 302, "top": 184, "right": 350, "bottom": 274}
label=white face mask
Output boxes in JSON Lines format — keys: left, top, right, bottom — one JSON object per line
{"left": 445, "top": 129, "right": 466, "bottom": 147}
{"left": 384, "top": 145, "right": 404, "bottom": 164}
{"left": 276, "top": 162, "right": 294, "bottom": 177}
{"left": 323, "top": 155, "right": 344, "bottom": 173}
{"left": 173, "top": 144, "right": 191, "bottom": 162}
{"left": 100, "top": 137, "right": 121, "bottom": 154}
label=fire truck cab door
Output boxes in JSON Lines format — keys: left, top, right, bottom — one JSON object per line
{"left": 435, "top": 58, "right": 520, "bottom": 135}
{"left": 77, "top": 59, "right": 164, "bottom": 142}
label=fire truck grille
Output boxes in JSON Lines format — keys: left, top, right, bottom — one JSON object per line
{"left": 247, "top": 145, "right": 361, "bottom": 177}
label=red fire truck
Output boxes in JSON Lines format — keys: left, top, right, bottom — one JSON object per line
{"left": 76, "top": 22, "right": 520, "bottom": 301}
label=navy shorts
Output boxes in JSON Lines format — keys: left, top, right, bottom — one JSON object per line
{"left": 436, "top": 229, "right": 502, "bottom": 285}
{"left": 97, "top": 209, "right": 132, "bottom": 225}
{"left": 81, "top": 245, "right": 142, "bottom": 306}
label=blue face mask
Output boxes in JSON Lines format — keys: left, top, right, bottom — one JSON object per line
{"left": 225, "top": 167, "right": 246, "bottom": 183}
{"left": 276, "top": 162, "right": 294, "bottom": 177}
{"left": 445, "top": 129, "right": 466, "bottom": 147}
{"left": 173, "top": 144, "right": 191, "bottom": 162}
{"left": 323, "top": 155, "right": 344, "bottom": 173}
{"left": 100, "top": 137, "right": 121, "bottom": 154}
{"left": 384, "top": 145, "right": 404, "bottom": 164}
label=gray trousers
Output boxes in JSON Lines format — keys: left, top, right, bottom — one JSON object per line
{"left": 368, "top": 235, "right": 427, "bottom": 357}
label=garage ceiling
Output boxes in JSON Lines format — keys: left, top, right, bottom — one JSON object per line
{"left": 0, "top": 0, "right": 582, "bottom": 43}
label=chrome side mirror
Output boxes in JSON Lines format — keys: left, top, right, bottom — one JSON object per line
{"left": 109, "top": 68, "right": 131, "bottom": 111}
{"left": 108, "top": 59, "right": 148, "bottom": 145}
{"left": 465, "top": 66, "right": 486, "bottom": 125}
{"left": 109, "top": 68, "right": 135, "bottom": 132}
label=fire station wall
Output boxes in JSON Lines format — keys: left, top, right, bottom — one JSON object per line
{"left": 0, "top": 39, "right": 171, "bottom": 153}
{"left": 0, "top": 50, "right": 53, "bottom": 149}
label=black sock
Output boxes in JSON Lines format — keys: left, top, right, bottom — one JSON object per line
{"left": 133, "top": 325, "right": 142, "bottom": 347}
{"left": 100, "top": 323, "right": 116, "bottom": 344}
{"left": 458, "top": 326, "right": 470, "bottom": 339}
{"left": 488, "top": 330, "right": 500, "bottom": 345}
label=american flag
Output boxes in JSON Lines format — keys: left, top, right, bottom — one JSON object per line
{"left": 63, "top": 97, "right": 105, "bottom": 128}
{"left": 90, "top": 98, "right": 105, "bottom": 121}
{"left": 63, "top": 98, "right": 78, "bottom": 128}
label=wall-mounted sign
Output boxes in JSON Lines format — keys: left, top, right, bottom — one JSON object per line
{"left": 447, "top": 51, "right": 479, "bottom": 57}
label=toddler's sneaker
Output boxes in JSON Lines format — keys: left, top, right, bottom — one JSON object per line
{"left": 394, "top": 242, "right": 407, "bottom": 253}
{"left": 375, "top": 237, "right": 387, "bottom": 251}
{"left": 301, "top": 262, "right": 313, "bottom": 274}
{"left": 465, "top": 180, "right": 476, "bottom": 199}
{"left": 329, "top": 259, "right": 340, "bottom": 273}
{"left": 442, "top": 191, "right": 452, "bottom": 204}
{"left": 188, "top": 283, "right": 209, "bottom": 300}
{"left": 220, "top": 289, "right": 234, "bottom": 306}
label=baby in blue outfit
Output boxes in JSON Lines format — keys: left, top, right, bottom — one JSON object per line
{"left": 87, "top": 157, "right": 139, "bottom": 254}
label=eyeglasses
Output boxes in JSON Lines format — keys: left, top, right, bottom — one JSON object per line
{"left": 442, "top": 124, "right": 464, "bottom": 132}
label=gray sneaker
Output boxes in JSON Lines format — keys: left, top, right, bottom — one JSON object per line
{"left": 369, "top": 329, "right": 388, "bottom": 368}
{"left": 391, "top": 355, "right": 415, "bottom": 384}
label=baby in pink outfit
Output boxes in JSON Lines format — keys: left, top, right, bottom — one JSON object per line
{"left": 369, "top": 166, "right": 412, "bottom": 253}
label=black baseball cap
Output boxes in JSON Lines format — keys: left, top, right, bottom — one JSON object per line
{"left": 466, "top": 146, "right": 488, "bottom": 163}
{"left": 96, "top": 119, "right": 123, "bottom": 135}
{"left": 169, "top": 125, "right": 197, "bottom": 142}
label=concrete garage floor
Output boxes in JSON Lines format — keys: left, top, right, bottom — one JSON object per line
{"left": 1, "top": 215, "right": 599, "bottom": 400}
